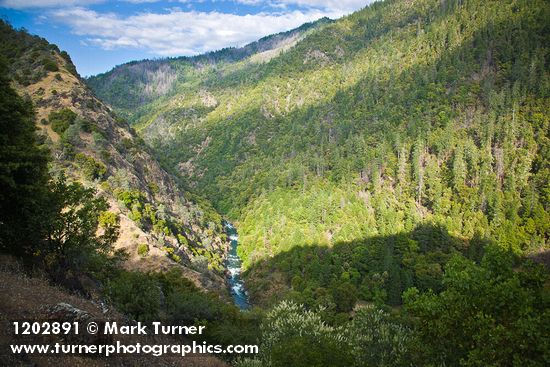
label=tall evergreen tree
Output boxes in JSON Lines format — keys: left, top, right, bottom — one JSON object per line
{"left": 0, "top": 57, "right": 50, "bottom": 256}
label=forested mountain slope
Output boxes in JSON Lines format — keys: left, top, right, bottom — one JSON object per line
{"left": 0, "top": 20, "right": 229, "bottom": 293}
{"left": 90, "top": 0, "right": 549, "bottom": 308}
{"left": 86, "top": 17, "right": 331, "bottom": 123}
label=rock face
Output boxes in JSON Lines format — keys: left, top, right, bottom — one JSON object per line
{"left": 43, "top": 303, "right": 112, "bottom": 345}
{"left": 0, "top": 21, "right": 229, "bottom": 296}
{"left": 46, "top": 302, "right": 93, "bottom": 320}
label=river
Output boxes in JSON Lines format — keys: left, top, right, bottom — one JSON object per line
{"left": 224, "top": 223, "right": 250, "bottom": 310}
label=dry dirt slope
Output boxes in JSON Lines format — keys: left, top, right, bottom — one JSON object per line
{"left": 0, "top": 255, "right": 228, "bottom": 367}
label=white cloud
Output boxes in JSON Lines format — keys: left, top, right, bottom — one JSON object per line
{"left": 0, "top": 0, "right": 189, "bottom": 8}
{"left": 0, "top": 0, "right": 104, "bottom": 9}
{"left": 122, "top": 0, "right": 164, "bottom": 3}
{"left": 236, "top": 0, "right": 372, "bottom": 12}
{"left": 0, "top": 0, "right": 372, "bottom": 12}
{"left": 3, "top": 1, "right": 373, "bottom": 64}
{"left": 49, "top": 7, "right": 350, "bottom": 56}
{"left": 234, "top": 0, "right": 264, "bottom": 5}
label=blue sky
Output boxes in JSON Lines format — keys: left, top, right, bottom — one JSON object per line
{"left": 0, "top": 1, "right": 372, "bottom": 77}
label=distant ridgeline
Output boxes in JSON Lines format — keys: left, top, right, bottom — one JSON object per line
{"left": 86, "top": 17, "right": 332, "bottom": 123}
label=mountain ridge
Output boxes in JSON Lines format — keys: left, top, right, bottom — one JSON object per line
{"left": 0, "top": 20, "right": 230, "bottom": 295}
{"left": 85, "top": 16, "right": 333, "bottom": 122}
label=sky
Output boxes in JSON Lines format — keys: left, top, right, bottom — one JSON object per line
{"left": 0, "top": 0, "right": 372, "bottom": 77}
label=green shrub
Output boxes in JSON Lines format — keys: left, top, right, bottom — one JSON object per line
{"left": 42, "top": 58, "right": 58, "bottom": 72}
{"left": 114, "top": 189, "right": 148, "bottom": 226}
{"left": 49, "top": 108, "right": 76, "bottom": 134}
{"left": 60, "top": 50, "right": 78, "bottom": 76}
{"left": 78, "top": 118, "right": 92, "bottom": 133}
{"left": 163, "top": 246, "right": 181, "bottom": 263}
{"left": 258, "top": 301, "right": 355, "bottom": 367}
{"left": 99, "top": 149, "right": 111, "bottom": 162}
{"left": 177, "top": 234, "right": 188, "bottom": 247}
{"left": 137, "top": 243, "right": 149, "bottom": 257}
{"left": 62, "top": 123, "right": 81, "bottom": 146}
{"left": 115, "top": 189, "right": 145, "bottom": 208}
{"left": 98, "top": 211, "right": 119, "bottom": 229}
{"left": 106, "top": 271, "right": 161, "bottom": 322}
{"left": 148, "top": 182, "right": 159, "bottom": 195}
{"left": 92, "top": 131, "right": 107, "bottom": 149}
{"left": 75, "top": 153, "right": 107, "bottom": 180}
{"left": 190, "top": 255, "right": 209, "bottom": 272}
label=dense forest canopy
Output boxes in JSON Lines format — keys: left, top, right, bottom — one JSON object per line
{"left": 89, "top": 1, "right": 550, "bottom": 363}
{"left": 91, "top": 0, "right": 549, "bottom": 301}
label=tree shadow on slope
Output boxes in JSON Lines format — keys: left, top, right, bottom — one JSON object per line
{"left": 240, "top": 223, "right": 550, "bottom": 367}
{"left": 243, "top": 223, "right": 493, "bottom": 310}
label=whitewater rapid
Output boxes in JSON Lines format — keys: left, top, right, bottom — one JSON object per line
{"left": 224, "top": 223, "right": 250, "bottom": 310}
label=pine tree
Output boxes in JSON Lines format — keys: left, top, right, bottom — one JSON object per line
{"left": 0, "top": 57, "right": 50, "bottom": 256}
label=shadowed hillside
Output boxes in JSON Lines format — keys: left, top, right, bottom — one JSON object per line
{"left": 243, "top": 223, "right": 485, "bottom": 308}
{"left": 238, "top": 225, "right": 550, "bottom": 366}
